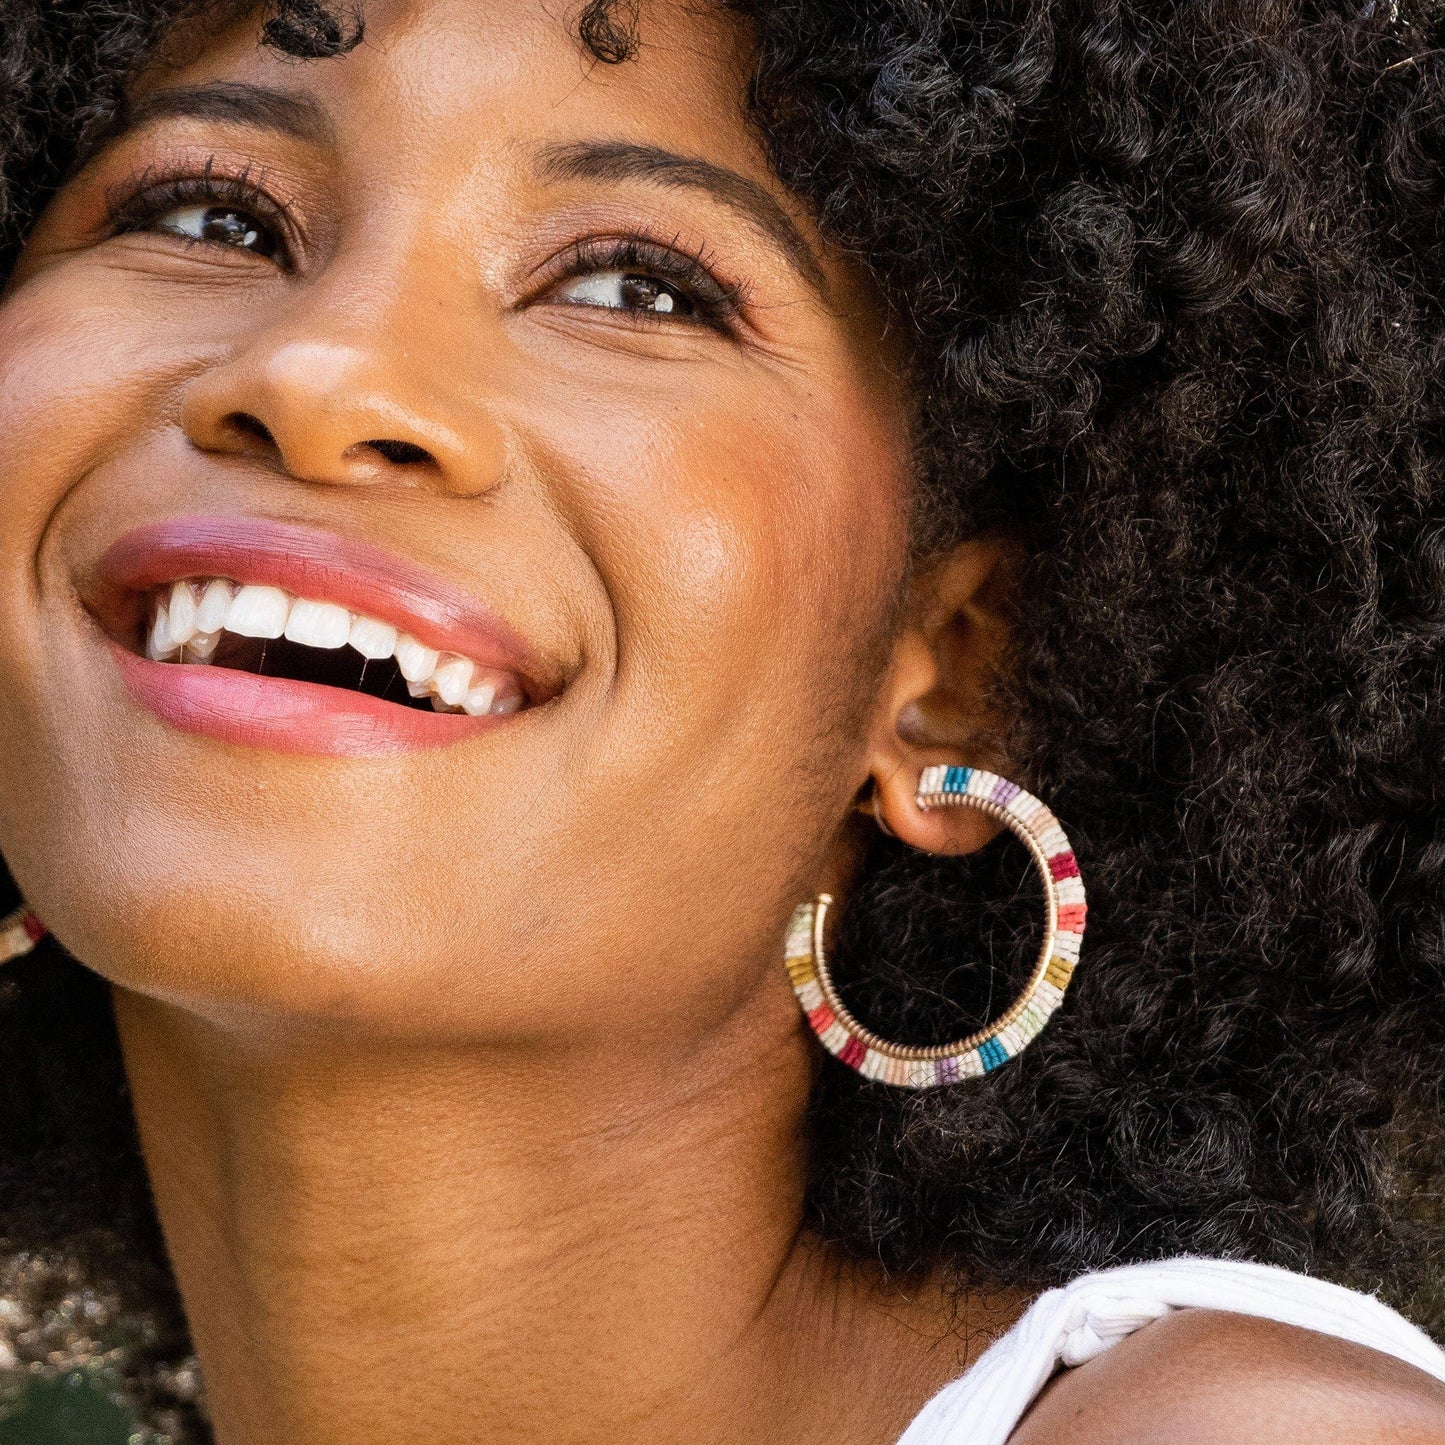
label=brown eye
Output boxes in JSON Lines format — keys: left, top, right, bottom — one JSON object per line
{"left": 558, "top": 269, "right": 698, "bottom": 318}
{"left": 155, "top": 203, "right": 281, "bottom": 259}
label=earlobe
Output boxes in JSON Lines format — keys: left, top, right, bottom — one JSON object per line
{"left": 870, "top": 759, "right": 1004, "bottom": 855}
{"left": 861, "top": 532, "right": 1021, "bottom": 856}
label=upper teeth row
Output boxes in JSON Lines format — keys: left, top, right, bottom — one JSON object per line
{"left": 146, "top": 578, "right": 522, "bottom": 717}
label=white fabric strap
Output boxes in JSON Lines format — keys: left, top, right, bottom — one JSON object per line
{"left": 897, "top": 1257, "right": 1445, "bottom": 1445}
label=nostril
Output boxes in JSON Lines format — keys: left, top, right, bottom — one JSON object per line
{"left": 364, "top": 438, "right": 435, "bottom": 467}
{"left": 226, "top": 412, "right": 276, "bottom": 448}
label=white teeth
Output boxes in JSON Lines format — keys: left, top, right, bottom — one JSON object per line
{"left": 432, "top": 656, "right": 474, "bottom": 706}
{"left": 147, "top": 599, "right": 175, "bottom": 662}
{"left": 225, "top": 584, "right": 290, "bottom": 639}
{"left": 194, "top": 578, "right": 234, "bottom": 634}
{"left": 348, "top": 615, "right": 398, "bottom": 660}
{"left": 285, "top": 598, "right": 351, "bottom": 649}
{"left": 394, "top": 635, "right": 440, "bottom": 683}
{"left": 462, "top": 682, "right": 496, "bottom": 716}
{"left": 144, "top": 577, "right": 527, "bottom": 718}
{"left": 166, "top": 580, "right": 199, "bottom": 648}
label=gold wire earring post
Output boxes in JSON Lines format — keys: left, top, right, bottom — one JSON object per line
{"left": 853, "top": 786, "right": 895, "bottom": 836}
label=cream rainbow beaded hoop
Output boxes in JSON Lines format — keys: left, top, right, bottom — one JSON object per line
{"left": 783, "top": 767, "right": 1086, "bottom": 1089}
{"left": 0, "top": 904, "right": 46, "bottom": 965}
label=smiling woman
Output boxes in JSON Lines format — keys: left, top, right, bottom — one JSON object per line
{"left": 1, "top": 2, "right": 1445, "bottom": 1444}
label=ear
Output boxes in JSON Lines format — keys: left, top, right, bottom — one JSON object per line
{"left": 862, "top": 533, "right": 1020, "bottom": 856}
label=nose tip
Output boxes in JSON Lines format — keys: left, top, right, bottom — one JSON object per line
{"left": 181, "top": 337, "right": 505, "bottom": 497}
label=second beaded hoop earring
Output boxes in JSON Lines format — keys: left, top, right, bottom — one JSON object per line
{"left": 0, "top": 904, "right": 46, "bottom": 966}
{"left": 783, "top": 767, "right": 1086, "bottom": 1089}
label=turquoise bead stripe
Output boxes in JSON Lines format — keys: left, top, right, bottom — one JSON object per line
{"left": 978, "top": 1037, "right": 1010, "bottom": 1071}
{"left": 943, "top": 765, "right": 973, "bottom": 793}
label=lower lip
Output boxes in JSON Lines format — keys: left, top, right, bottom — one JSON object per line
{"left": 112, "top": 644, "right": 502, "bottom": 757}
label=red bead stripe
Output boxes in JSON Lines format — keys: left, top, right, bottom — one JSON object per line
{"left": 1048, "top": 851, "right": 1080, "bottom": 881}
{"left": 808, "top": 1005, "right": 837, "bottom": 1034}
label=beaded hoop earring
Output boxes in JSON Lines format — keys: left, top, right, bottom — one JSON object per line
{"left": 0, "top": 904, "right": 46, "bottom": 965}
{"left": 783, "top": 766, "right": 1086, "bottom": 1089}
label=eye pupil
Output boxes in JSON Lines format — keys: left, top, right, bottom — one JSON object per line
{"left": 199, "top": 208, "right": 276, "bottom": 256}
{"left": 619, "top": 274, "right": 690, "bottom": 316}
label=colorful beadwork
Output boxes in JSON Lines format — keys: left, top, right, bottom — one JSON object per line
{"left": 784, "top": 767, "right": 1086, "bottom": 1089}
{"left": 0, "top": 904, "right": 46, "bottom": 965}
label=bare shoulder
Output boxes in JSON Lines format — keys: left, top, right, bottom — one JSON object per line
{"left": 1008, "top": 1306, "right": 1445, "bottom": 1445}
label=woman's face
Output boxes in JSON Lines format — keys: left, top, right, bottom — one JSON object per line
{"left": 0, "top": 0, "right": 913, "bottom": 1050}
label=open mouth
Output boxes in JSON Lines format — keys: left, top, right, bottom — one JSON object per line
{"left": 90, "top": 516, "right": 554, "bottom": 756}
{"left": 142, "top": 578, "right": 528, "bottom": 718}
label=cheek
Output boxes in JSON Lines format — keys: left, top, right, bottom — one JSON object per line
{"left": 0, "top": 219, "right": 294, "bottom": 519}
{"left": 0, "top": 261, "right": 260, "bottom": 983}
{"left": 0, "top": 277, "right": 146, "bottom": 531}
{"left": 0, "top": 254, "right": 222, "bottom": 479}
{"left": 0, "top": 253, "right": 237, "bottom": 614}
{"left": 0, "top": 262, "right": 179, "bottom": 736}
{"left": 468, "top": 355, "right": 911, "bottom": 1018}
{"left": 518, "top": 355, "right": 911, "bottom": 771}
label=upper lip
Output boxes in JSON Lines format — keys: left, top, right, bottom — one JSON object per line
{"left": 84, "top": 515, "right": 558, "bottom": 702}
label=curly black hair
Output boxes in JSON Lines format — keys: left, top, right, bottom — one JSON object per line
{"left": 3, "top": 0, "right": 1445, "bottom": 1437}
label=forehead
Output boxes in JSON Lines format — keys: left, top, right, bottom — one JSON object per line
{"left": 150, "top": 0, "right": 764, "bottom": 179}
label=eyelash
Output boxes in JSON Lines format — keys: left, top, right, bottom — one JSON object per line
{"left": 552, "top": 235, "right": 750, "bottom": 330}
{"left": 106, "top": 163, "right": 751, "bottom": 331}
{"left": 109, "top": 164, "right": 296, "bottom": 268}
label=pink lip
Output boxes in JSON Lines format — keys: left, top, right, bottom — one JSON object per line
{"left": 110, "top": 644, "right": 506, "bottom": 756}
{"left": 91, "top": 516, "right": 552, "bottom": 757}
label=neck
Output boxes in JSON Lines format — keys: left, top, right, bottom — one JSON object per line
{"left": 115, "top": 991, "right": 1009, "bottom": 1445}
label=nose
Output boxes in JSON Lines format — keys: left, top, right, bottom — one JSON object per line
{"left": 180, "top": 320, "right": 508, "bottom": 497}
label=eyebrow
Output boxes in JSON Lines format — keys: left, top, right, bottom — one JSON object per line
{"left": 537, "top": 140, "right": 827, "bottom": 295}
{"left": 78, "top": 82, "right": 335, "bottom": 167}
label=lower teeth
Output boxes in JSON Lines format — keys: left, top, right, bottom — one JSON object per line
{"left": 143, "top": 582, "right": 520, "bottom": 718}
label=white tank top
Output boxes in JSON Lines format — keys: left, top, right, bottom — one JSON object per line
{"left": 897, "top": 1257, "right": 1445, "bottom": 1445}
